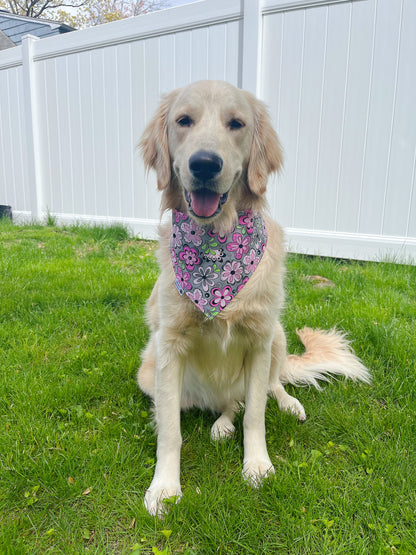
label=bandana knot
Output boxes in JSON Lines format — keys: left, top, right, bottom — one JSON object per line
{"left": 171, "top": 209, "right": 267, "bottom": 319}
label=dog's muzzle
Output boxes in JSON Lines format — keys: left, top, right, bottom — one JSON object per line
{"left": 186, "top": 151, "right": 228, "bottom": 219}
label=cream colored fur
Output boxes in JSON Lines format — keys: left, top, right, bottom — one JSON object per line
{"left": 137, "top": 80, "right": 370, "bottom": 516}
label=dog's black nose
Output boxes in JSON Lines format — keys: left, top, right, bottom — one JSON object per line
{"left": 189, "top": 151, "right": 223, "bottom": 181}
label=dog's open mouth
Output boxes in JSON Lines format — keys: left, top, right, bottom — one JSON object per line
{"left": 185, "top": 189, "right": 229, "bottom": 219}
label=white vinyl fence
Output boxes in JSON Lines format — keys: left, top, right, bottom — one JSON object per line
{"left": 1, "top": 0, "right": 415, "bottom": 261}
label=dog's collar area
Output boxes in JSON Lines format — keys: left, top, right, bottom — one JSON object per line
{"left": 171, "top": 209, "right": 267, "bottom": 319}
{"left": 184, "top": 189, "right": 229, "bottom": 219}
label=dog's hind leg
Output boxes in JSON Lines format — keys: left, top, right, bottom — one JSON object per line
{"left": 269, "top": 380, "right": 307, "bottom": 422}
{"left": 269, "top": 322, "right": 306, "bottom": 422}
{"left": 211, "top": 402, "right": 238, "bottom": 440}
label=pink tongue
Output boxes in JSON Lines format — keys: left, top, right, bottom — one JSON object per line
{"left": 191, "top": 190, "right": 220, "bottom": 218}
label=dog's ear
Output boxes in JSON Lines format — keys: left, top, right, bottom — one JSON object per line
{"left": 246, "top": 95, "right": 283, "bottom": 196}
{"left": 139, "top": 92, "right": 175, "bottom": 191}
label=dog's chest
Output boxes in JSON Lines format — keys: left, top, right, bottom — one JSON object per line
{"left": 185, "top": 320, "right": 250, "bottom": 386}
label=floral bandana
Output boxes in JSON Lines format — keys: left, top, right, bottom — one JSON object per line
{"left": 171, "top": 209, "right": 267, "bottom": 319}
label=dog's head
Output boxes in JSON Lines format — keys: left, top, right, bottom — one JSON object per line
{"left": 140, "top": 80, "right": 283, "bottom": 230}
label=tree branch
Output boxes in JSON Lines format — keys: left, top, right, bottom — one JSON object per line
{"left": 2, "top": 0, "right": 165, "bottom": 23}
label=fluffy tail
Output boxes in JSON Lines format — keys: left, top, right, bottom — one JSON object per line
{"left": 280, "top": 327, "right": 371, "bottom": 389}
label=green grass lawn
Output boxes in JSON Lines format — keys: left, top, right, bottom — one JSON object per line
{"left": 0, "top": 219, "right": 415, "bottom": 554}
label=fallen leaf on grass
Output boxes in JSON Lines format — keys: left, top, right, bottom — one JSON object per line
{"left": 306, "top": 275, "right": 335, "bottom": 289}
{"left": 162, "top": 530, "right": 172, "bottom": 539}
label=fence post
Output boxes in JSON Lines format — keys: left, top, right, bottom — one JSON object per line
{"left": 22, "top": 35, "right": 45, "bottom": 221}
{"left": 241, "top": 0, "right": 263, "bottom": 96}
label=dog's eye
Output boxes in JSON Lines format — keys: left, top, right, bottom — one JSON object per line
{"left": 176, "top": 115, "right": 193, "bottom": 127}
{"left": 228, "top": 119, "right": 245, "bottom": 130}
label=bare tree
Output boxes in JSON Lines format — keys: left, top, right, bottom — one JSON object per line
{"left": 75, "top": 0, "right": 169, "bottom": 27}
{"left": 1, "top": 0, "right": 87, "bottom": 18}
{"left": 0, "top": 0, "right": 169, "bottom": 25}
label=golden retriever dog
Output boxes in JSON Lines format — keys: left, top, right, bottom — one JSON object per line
{"left": 137, "top": 80, "right": 370, "bottom": 516}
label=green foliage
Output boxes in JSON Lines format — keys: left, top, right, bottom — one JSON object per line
{"left": 0, "top": 220, "right": 415, "bottom": 553}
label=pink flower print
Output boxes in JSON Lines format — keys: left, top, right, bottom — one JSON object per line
{"left": 203, "top": 249, "right": 226, "bottom": 263}
{"left": 210, "top": 285, "right": 234, "bottom": 309}
{"left": 176, "top": 266, "right": 192, "bottom": 290}
{"left": 226, "top": 233, "right": 251, "bottom": 260}
{"left": 221, "top": 260, "right": 243, "bottom": 284}
{"left": 174, "top": 211, "right": 188, "bottom": 223}
{"left": 208, "top": 228, "right": 229, "bottom": 243}
{"left": 181, "top": 220, "right": 205, "bottom": 246}
{"left": 171, "top": 248, "right": 178, "bottom": 266}
{"left": 238, "top": 277, "right": 249, "bottom": 292}
{"left": 187, "top": 288, "right": 207, "bottom": 308}
{"left": 243, "top": 249, "right": 260, "bottom": 274}
{"left": 171, "top": 224, "right": 182, "bottom": 248}
{"left": 238, "top": 210, "right": 254, "bottom": 233}
{"left": 179, "top": 246, "right": 200, "bottom": 271}
{"left": 193, "top": 266, "right": 218, "bottom": 292}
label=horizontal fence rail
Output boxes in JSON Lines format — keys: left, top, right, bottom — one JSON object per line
{"left": 1, "top": 0, "right": 415, "bottom": 261}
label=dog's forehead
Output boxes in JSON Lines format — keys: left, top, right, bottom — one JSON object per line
{"left": 170, "top": 81, "right": 253, "bottom": 119}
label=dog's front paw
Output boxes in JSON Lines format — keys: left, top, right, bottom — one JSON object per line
{"left": 144, "top": 482, "right": 182, "bottom": 517}
{"left": 243, "top": 459, "right": 275, "bottom": 487}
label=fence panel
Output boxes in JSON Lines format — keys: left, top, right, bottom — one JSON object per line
{"left": 262, "top": 0, "right": 416, "bottom": 260}
{"left": 31, "top": 0, "right": 242, "bottom": 236}
{"left": 0, "top": 49, "right": 30, "bottom": 214}
{"left": 0, "top": 0, "right": 415, "bottom": 260}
